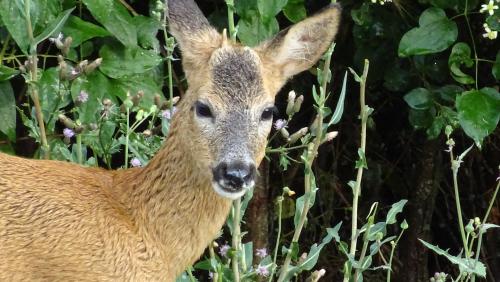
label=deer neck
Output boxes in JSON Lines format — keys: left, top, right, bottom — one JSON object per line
{"left": 115, "top": 106, "right": 232, "bottom": 271}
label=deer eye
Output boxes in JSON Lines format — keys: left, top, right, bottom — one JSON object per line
{"left": 195, "top": 101, "right": 213, "bottom": 118}
{"left": 261, "top": 106, "right": 277, "bottom": 121}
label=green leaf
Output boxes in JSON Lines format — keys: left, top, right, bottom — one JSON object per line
{"left": 385, "top": 199, "right": 407, "bottom": 225}
{"left": 398, "top": 8, "right": 457, "bottom": 57}
{"left": 257, "top": 0, "right": 288, "bottom": 19}
{"left": 404, "top": 88, "right": 432, "bottom": 110}
{"left": 61, "top": 16, "right": 110, "bottom": 47}
{"left": 33, "top": 8, "right": 74, "bottom": 47}
{"left": 82, "top": 0, "right": 137, "bottom": 47}
{"left": 237, "top": 12, "right": 279, "bottom": 46}
{"left": 355, "top": 148, "right": 368, "bottom": 169}
{"left": 38, "top": 67, "right": 71, "bottom": 131}
{"left": 419, "top": 239, "right": 486, "bottom": 277}
{"left": 71, "top": 71, "right": 120, "bottom": 124}
{"left": 448, "top": 42, "right": 475, "bottom": 85}
{"left": 283, "top": 0, "right": 306, "bottom": 23}
{"left": 0, "top": 0, "right": 30, "bottom": 53}
{"left": 329, "top": 71, "right": 348, "bottom": 126}
{"left": 133, "top": 15, "right": 160, "bottom": 50}
{"left": 456, "top": 88, "right": 500, "bottom": 148}
{"left": 493, "top": 51, "right": 500, "bottom": 80}
{"left": 282, "top": 226, "right": 337, "bottom": 280}
{"left": 0, "top": 81, "right": 16, "bottom": 141}
{"left": 99, "top": 43, "right": 162, "bottom": 79}
{"left": 0, "top": 65, "right": 20, "bottom": 81}
{"left": 486, "top": 13, "right": 500, "bottom": 31}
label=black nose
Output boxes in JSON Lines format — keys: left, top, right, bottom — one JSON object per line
{"left": 213, "top": 161, "right": 256, "bottom": 190}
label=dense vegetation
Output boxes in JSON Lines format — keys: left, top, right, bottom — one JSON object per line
{"left": 0, "top": 0, "right": 499, "bottom": 281}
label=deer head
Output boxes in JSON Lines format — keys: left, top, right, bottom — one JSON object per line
{"left": 167, "top": 0, "right": 341, "bottom": 199}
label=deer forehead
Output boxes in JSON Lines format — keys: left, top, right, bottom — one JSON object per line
{"left": 201, "top": 46, "right": 272, "bottom": 109}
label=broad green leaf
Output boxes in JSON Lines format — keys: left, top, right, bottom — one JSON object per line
{"left": 448, "top": 42, "right": 474, "bottom": 85}
{"left": 82, "top": 0, "right": 137, "bottom": 47}
{"left": 435, "top": 85, "right": 463, "bottom": 103}
{"left": 456, "top": 88, "right": 500, "bottom": 148}
{"left": 404, "top": 88, "right": 432, "bottom": 110}
{"left": 99, "top": 44, "right": 162, "bottom": 79}
{"left": 408, "top": 107, "right": 436, "bottom": 129}
{"left": 33, "top": 8, "right": 74, "bottom": 46}
{"left": 398, "top": 8, "right": 457, "bottom": 57}
{"left": 257, "top": 0, "right": 288, "bottom": 19}
{"left": 71, "top": 71, "right": 120, "bottom": 124}
{"left": 0, "top": 65, "right": 19, "bottom": 81}
{"left": 283, "top": 0, "right": 306, "bottom": 23}
{"left": 237, "top": 13, "right": 279, "bottom": 46}
{"left": 385, "top": 199, "right": 408, "bottom": 225}
{"left": 426, "top": 115, "right": 446, "bottom": 139}
{"left": 493, "top": 51, "right": 500, "bottom": 80}
{"left": 235, "top": 0, "right": 258, "bottom": 19}
{"left": 419, "top": 239, "right": 486, "bottom": 277}
{"left": 133, "top": 16, "right": 160, "bottom": 50}
{"left": 0, "top": 81, "right": 16, "bottom": 141}
{"left": 38, "top": 67, "right": 71, "bottom": 131}
{"left": 61, "top": 16, "right": 110, "bottom": 47}
{"left": 0, "top": 0, "right": 30, "bottom": 53}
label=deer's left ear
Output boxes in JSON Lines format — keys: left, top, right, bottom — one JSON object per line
{"left": 256, "top": 4, "right": 341, "bottom": 83}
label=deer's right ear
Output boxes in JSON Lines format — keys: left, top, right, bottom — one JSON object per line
{"left": 168, "top": 0, "right": 221, "bottom": 80}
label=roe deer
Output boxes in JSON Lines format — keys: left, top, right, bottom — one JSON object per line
{"left": 0, "top": 0, "right": 341, "bottom": 280}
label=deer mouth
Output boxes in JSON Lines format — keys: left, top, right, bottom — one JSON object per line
{"left": 212, "top": 180, "right": 254, "bottom": 200}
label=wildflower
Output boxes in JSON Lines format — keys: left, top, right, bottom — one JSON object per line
{"left": 255, "top": 248, "right": 267, "bottom": 258}
{"left": 208, "top": 272, "right": 214, "bottom": 280}
{"left": 255, "top": 265, "right": 269, "bottom": 277}
{"left": 161, "top": 107, "right": 177, "bottom": 120}
{"left": 63, "top": 128, "right": 75, "bottom": 138}
{"left": 324, "top": 131, "right": 339, "bottom": 143}
{"left": 273, "top": 119, "right": 287, "bottom": 130}
{"left": 77, "top": 91, "right": 89, "bottom": 103}
{"left": 218, "top": 244, "right": 230, "bottom": 257}
{"left": 480, "top": 0, "right": 499, "bottom": 15}
{"left": 130, "top": 158, "right": 142, "bottom": 167}
{"left": 483, "top": 23, "right": 498, "bottom": 39}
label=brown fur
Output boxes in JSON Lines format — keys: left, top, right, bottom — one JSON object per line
{"left": 0, "top": 1, "right": 341, "bottom": 280}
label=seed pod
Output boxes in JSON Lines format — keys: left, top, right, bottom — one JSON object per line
{"left": 154, "top": 94, "right": 162, "bottom": 107}
{"left": 132, "top": 91, "right": 144, "bottom": 106}
{"left": 58, "top": 114, "right": 75, "bottom": 129}
{"left": 84, "top": 58, "right": 102, "bottom": 74}
{"left": 280, "top": 128, "right": 290, "bottom": 139}
{"left": 62, "top": 37, "right": 73, "bottom": 55}
{"left": 288, "top": 127, "right": 308, "bottom": 144}
{"left": 322, "top": 131, "right": 338, "bottom": 144}
{"left": 286, "top": 90, "right": 296, "bottom": 116}
{"left": 293, "top": 95, "right": 304, "bottom": 113}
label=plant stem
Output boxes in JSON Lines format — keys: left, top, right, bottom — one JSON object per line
{"left": 232, "top": 199, "right": 241, "bottom": 282}
{"left": 450, "top": 152, "right": 469, "bottom": 258}
{"left": 225, "top": 0, "right": 236, "bottom": 41}
{"left": 124, "top": 107, "right": 130, "bottom": 169}
{"left": 25, "top": 0, "right": 49, "bottom": 159}
{"left": 464, "top": 0, "right": 479, "bottom": 90}
{"left": 209, "top": 242, "right": 219, "bottom": 282}
{"left": 482, "top": 180, "right": 500, "bottom": 225}
{"left": 277, "top": 44, "right": 334, "bottom": 282}
{"left": 269, "top": 195, "right": 284, "bottom": 282}
{"left": 163, "top": 1, "right": 174, "bottom": 111}
{"left": 76, "top": 134, "right": 83, "bottom": 164}
{"left": 345, "top": 59, "right": 370, "bottom": 282}
{"left": 0, "top": 34, "right": 11, "bottom": 63}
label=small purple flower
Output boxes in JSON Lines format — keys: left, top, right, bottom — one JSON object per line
{"left": 161, "top": 107, "right": 177, "bottom": 120}
{"left": 255, "top": 265, "right": 269, "bottom": 277}
{"left": 70, "top": 68, "right": 79, "bottom": 76}
{"left": 255, "top": 248, "right": 267, "bottom": 258}
{"left": 77, "top": 91, "right": 89, "bottom": 103}
{"left": 63, "top": 128, "right": 75, "bottom": 138}
{"left": 130, "top": 157, "right": 142, "bottom": 168}
{"left": 274, "top": 119, "right": 287, "bottom": 130}
{"left": 208, "top": 272, "right": 214, "bottom": 280}
{"left": 218, "top": 244, "right": 230, "bottom": 257}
